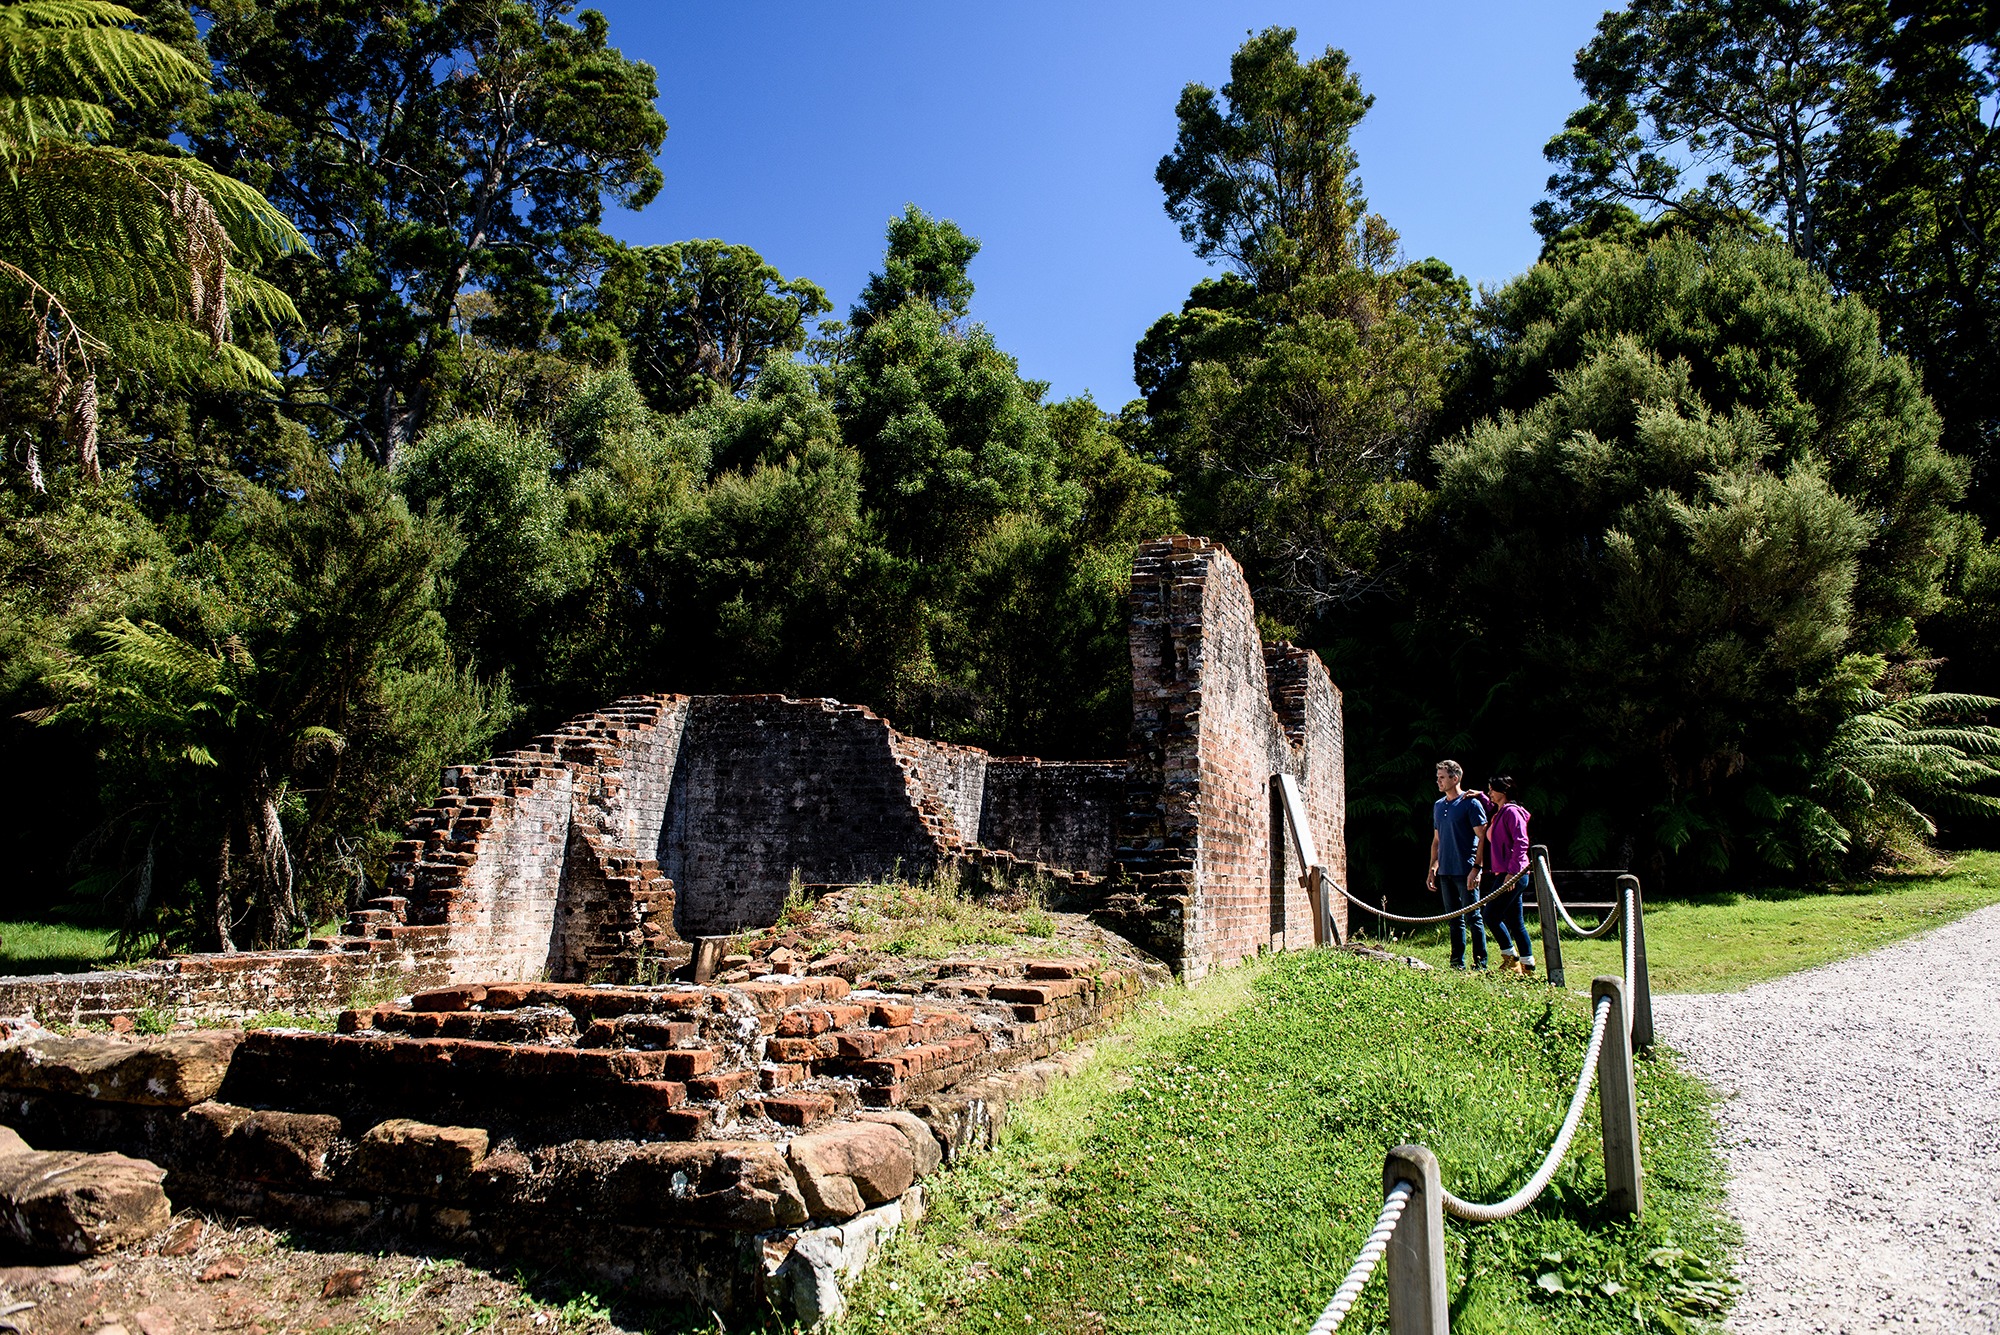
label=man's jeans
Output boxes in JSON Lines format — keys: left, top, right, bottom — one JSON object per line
{"left": 1437, "top": 874, "right": 1488, "bottom": 968}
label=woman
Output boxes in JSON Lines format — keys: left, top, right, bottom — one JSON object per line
{"left": 1483, "top": 776, "right": 1535, "bottom": 975}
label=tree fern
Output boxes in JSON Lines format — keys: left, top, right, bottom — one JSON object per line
{"left": 1797, "top": 690, "right": 2000, "bottom": 869}
{"left": 0, "top": 1, "right": 306, "bottom": 490}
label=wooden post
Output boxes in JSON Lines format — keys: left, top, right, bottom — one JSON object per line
{"left": 1530, "top": 846, "right": 1565, "bottom": 988}
{"left": 1618, "top": 874, "right": 1653, "bottom": 1051}
{"left": 1383, "top": 1144, "right": 1449, "bottom": 1334}
{"left": 1592, "top": 976, "right": 1645, "bottom": 1217}
{"left": 692, "top": 935, "right": 728, "bottom": 985}
{"left": 1305, "top": 865, "right": 1342, "bottom": 947}
{"left": 1273, "top": 774, "right": 1332, "bottom": 950}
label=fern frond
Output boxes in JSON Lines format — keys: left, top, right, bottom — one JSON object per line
{"left": 0, "top": 3, "right": 204, "bottom": 126}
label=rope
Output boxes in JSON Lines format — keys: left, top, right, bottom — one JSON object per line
{"left": 1623, "top": 882, "right": 1637, "bottom": 993}
{"left": 1329, "top": 871, "right": 1523, "bottom": 925}
{"left": 1439, "top": 996, "right": 1612, "bottom": 1223}
{"left": 1535, "top": 856, "right": 1623, "bottom": 939}
{"left": 1307, "top": 1179, "right": 1414, "bottom": 1334}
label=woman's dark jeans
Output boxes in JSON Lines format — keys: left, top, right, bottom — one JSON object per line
{"left": 1488, "top": 875, "right": 1535, "bottom": 962}
{"left": 1436, "top": 874, "right": 1488, "bottom": 968}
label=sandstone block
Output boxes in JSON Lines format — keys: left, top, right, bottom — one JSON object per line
{"left": 0, "top": 1032, "right": 243, "bottom": 1107}
{"left": 229, "top": 1110, "right": 343, "bottom": 1185}
{"left": 351, "top": 1120, "right": 490, "bottom": 1196}
{"left": 786, "top": 1122, "right": 915, "bottom": 1220}
{"left": 0, "top": 1140, "right": 170, "bottom": 1256}
{"left": 854, "top": 1109, "right": 944, "bottom": 1178}
{"left": 606, "top": 1141, "right": 807, "bottom": 1231}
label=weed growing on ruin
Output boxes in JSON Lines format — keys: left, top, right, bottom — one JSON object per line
{"left": 778, "top": 872, "right": 816, "bottom": 929}
{"left": 343, "top": 972, "right": 410, "bottom": 1011}
{"left": 835, "top": 870, "right": 1060, "bottom": 957}
{"left": 838, "top": 951, "right": 1735, "bottom": 1335}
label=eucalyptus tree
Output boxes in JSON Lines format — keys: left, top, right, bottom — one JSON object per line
{"left": 1141, "top": 27, "right": 1468, "bottom": 628}
{"left": 196, "top": 0, "right": 667, "bottom": 465}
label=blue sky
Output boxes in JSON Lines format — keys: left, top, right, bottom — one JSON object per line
{"left": 592, "top": 2, "right": 1613, "bottom": 408}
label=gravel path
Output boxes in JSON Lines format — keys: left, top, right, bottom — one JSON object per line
{"left": 1654, "top": 901, "right": 2000, "bottom": 1334}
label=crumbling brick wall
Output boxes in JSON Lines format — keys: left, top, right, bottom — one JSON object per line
{"left": 978, "top": 760, "right": 1127, "bottom": 877}
{"left": 0, "top": 938, "right": 452, "bottom": 1027}
{"left": 659, "top": 698, "right": 979, "bottom": 938}
{"left": 1110, "top": 536, "right": 1345, "bottom": 978}
{"left": 389, "top": 698, "right": 693, "bottom": 983}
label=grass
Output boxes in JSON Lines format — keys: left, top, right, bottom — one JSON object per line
{"left": 731, "top": 869, "right": 1068, "bottom": 961}
{"left": 829, "top": 951, "right": 1734, "bottom": 1335}
{"left": 0, "top": 917, "right": 119, "bottom": 974}
{"left": 1378, "top": 850, "right": 2000, "bottom": 992}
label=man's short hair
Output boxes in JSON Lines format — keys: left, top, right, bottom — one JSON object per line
{"left": 1436, "top": 759, "right": 1463, "bottom": 780}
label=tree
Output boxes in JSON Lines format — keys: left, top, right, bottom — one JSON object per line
{"left": 595, "top": 240, "right": 829, "bottom": 415}
{"left": 1436, "top": 232, "right": 1967, "bottom": 879}
{"left": 1535, "top": 0, "right": 1870, "bottom": 263}
{"left": 39, "top": 464, "right": 509, "bottom": 948}
{"left": 1139, "top": 29, "right": 1469, "bottom": 627}
{"left": 0, "top": 0, "right": 304, "bottom": 490}
{"left": 1821, "top": 6, "right": 2000, "bottom": 523}
{"left": 835, "top": 207, "right": 1074, "bottom": 570}
{"left": 851, "top": 204, "right": 979, "bottom": 330}
{"left": 196, "top": 0, "right": 667, "bottom": 464}
{"left": 1156, "top": 26, "right": 1375, "bottom": 297}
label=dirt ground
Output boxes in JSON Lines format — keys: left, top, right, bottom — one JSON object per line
{"left": 0, "top": 1214, "right": 655, "bottom": 1335}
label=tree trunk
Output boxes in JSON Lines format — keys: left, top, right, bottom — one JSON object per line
{"left": 213, "top": 829, "right": 236, "bottom": 953}
{"left": 121, "top": 831, "right": 156, "bottom": 953}
{"left": 247, "top": 767, "right": 299, "bottom": 948}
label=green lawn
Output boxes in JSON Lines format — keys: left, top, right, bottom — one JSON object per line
{"left": 0, "top": 918, "right": 119, "bottom": 975}
{"left": 1379, "top": 850, "right": 2000, "bottom": 993}
{"left": 828, "top": 952, "right": 1733, "bottom": 1335}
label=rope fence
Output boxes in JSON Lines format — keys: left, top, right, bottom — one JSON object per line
{"left": 1306, "top": 1180, "right": 1414, "bottom": 1334}
{"left": 1277, "top": 818, "right": 1657, "bottom": 1331}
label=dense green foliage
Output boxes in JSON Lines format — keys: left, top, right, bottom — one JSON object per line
{"left": 832, "top": 951, "right": 1734, "bottom": 1335}
{"left": 1538, "top": 1, "right": 2000, "bottom": 533}
{"left": 2, "top": 4, "right": 1997, "bottom": 947}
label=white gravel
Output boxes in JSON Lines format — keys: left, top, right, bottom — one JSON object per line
{"left": 1653, "top": 900, "right": 2000, "bottom": 1333}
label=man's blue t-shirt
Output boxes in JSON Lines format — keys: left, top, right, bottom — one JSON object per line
{"left": 1433, "top": 792, "right": 1489, "bottom": 874}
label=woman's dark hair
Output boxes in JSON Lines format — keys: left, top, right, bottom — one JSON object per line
{"left": 1487, "top": 775, "right": 1515, "bottom": 796}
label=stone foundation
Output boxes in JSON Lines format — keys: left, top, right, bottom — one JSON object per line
{"left": 0, "top": 950, "right": 1158, "bottom": 1320}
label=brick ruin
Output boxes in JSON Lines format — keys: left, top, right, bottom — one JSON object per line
{"left": 366, "top": 531, "right": 1346, "bottom": 987}
{"left": 0, "top": 535, "right": 1346, "bottom": 1321}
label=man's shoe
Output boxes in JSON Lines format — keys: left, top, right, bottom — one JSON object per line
{"left": 1521, "top": 959, "right": 1537, "bottom": 974}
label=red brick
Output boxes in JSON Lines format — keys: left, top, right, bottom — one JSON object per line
{"left": 409, "top": 985, "right": 486, "bottom": 1012}
{"left": 688, "top": 1070, "right": 757, "bottom": 1101}
{"left": 776, "top": 1009, "right": 831, "bottom": 1038}
{"left": 761, "top": 1063, "right": 805, "bottom": 1091}
{"left": 623, "top": 1079, "right": 687, "bottom": 1110}
{"left": 654, "top": 1048, "right": 718, "bottom": 1079}
{"left": 762, "top": 1093, "right": 835, "bottom": 1127}
{"left": 767, "top": 1037, "right": 823, "bottom": 1064}
{"left": 869, "top": 1002, "right": 916, "bottom": 1027}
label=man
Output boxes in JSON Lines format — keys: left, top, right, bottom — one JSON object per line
{"left": 1426, "top": 759, "right": 1489, "bottom": 969}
